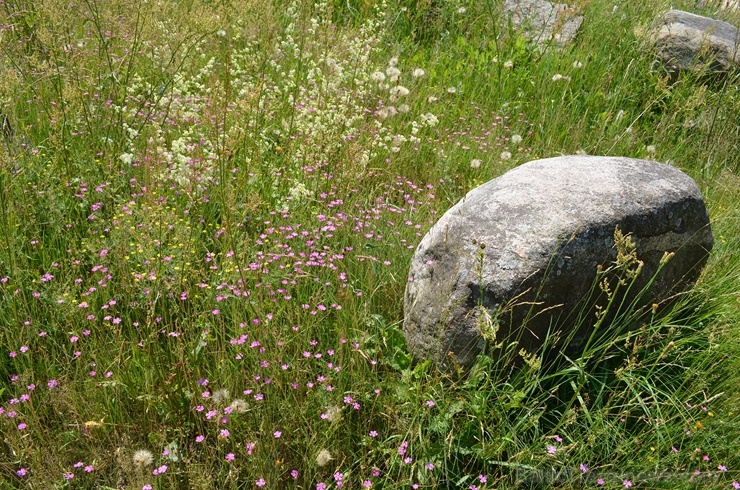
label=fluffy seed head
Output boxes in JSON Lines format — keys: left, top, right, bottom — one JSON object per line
{"left": 316, "top": 449, "right": 332, "bottom": 467}
{"left": 133, "top": 449, "right": 154, "bottom": 467}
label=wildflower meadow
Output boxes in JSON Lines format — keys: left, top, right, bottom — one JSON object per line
{"left": 0, "top": 0, "right": 739, "bottom": 488}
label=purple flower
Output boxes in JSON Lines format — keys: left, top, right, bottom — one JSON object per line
{"left": 623, "top": 480, "right": 632, "bottom": 488}
{"left": 398, "top": 440, "right": 408, "bottom": 455}
{"left": 256, "top": 478, "right": 266, "bottom": 487}
{"left": 547, "top": 445, "right": 557, "bottom": 455}
{"left": 580, "top": 463, "right": 589, "bottom": 473}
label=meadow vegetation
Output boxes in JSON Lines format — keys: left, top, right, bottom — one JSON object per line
{"left": 0, "top": 0, "right": 738, "bottom": 488}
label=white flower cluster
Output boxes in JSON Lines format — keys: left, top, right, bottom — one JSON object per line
{"left": 111, "top": 32, "right": 220, "bottom": 196}
{"left": 279, "top": 180, "right": 313, "bottom": 212}
{"left": 367, "top": 55, "right": 442, "bottom": 155}
{"left": 228, "top": 0, "right": 387, "bottom": 189}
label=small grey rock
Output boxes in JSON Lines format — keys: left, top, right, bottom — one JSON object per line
{"left": 653, "top": 9, "right": 740, "bottom": 74}
{"left": 504, "top": 0, "right": 583, "bottom": 49}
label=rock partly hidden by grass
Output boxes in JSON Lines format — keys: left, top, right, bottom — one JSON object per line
{"left": 404, "top": 156, "right": 713, "bottom": 370}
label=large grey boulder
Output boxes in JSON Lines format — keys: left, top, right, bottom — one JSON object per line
{"left": 404, "top": 156, "right": 713, "bottom": 369}
{"left": 504, "top": 0, "right": 583, "bottom": 49}
{"left": 653, "top": 10, "right": 740, "bottom": 74}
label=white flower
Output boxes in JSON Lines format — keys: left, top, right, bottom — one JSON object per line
{"left": 575, "top": 149, "right": 588, "bottom": 155}
{"left": 572, "top": 60, "right": 583, "bottom": 69}
{"left": 500, "top": 151, "right": 512, "bottom": 161}
{"left": 446, "top": 86, "right": 457, "bottom": 94}
{"left": 646, "top": 145, "right": 656, "bottom": 154}
{"left": 398, "top": 104, "right": 410, "bottom": 113}
{"left": 420, "top": 112, "right": 439, "bottom": 127}
{"left": 287, "top": 181, "right": 312, "bottom": 205}
{"left": 388, "top": 56, "right": 399, "bottom": 67}
{"left": 511, "top": 134, "right": 523, "bottom": 145}
{"left": 427, "top": 95, "right": 438, "bottom": 103}
{"left": 470, "top": 159, "right": 482, "bottom": 168}
{"left": 503, "top": 60, "right": 514, "bottom": 69}
{"left": 316, "top": 449, "right": 332, "bottom": 467}
{"left": 457, "top": 6, "right": 467, "bottom": 14}
{"left": 216, "top": 29, "right": 227, "bottom": 37}
{"left": 413, "top": 68, "right": 425, "bottom": 78}
{"left": 371, "top": 71, "right": 386, "bottom": 83}
{"left": 119, "top": 153, "right": 134, "bottom": 165}
{"left": 392, "top": 134, "right": 407, "bottom": 147}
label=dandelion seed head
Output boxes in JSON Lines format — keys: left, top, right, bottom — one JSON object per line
{"left": 212, "top": 388, "right": 230, "bottom": 404}
{"left": 316, "top": 449, "right": 332, "bottom": 467}
{"left": 229, "top": 399, "right": 249, "bottom": 413}
{"left": 371, "top": 71, "right": 386, "bottom": 83}
{"left": 133, "top": 449, "right": 154, "bottom": 467}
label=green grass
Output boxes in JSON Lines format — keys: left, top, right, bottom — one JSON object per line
{"left": 0, "top": 0, "right": 738, "bottom": 488}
